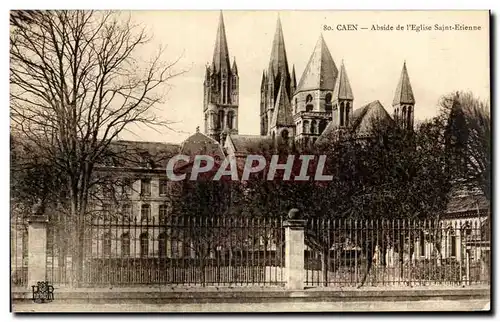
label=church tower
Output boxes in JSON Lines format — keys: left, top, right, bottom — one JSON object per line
{"left": 260, "top": 16, "right": 293, "bottom": 136}
{"left": 293, "top": 34, "right": 339, "bottom": 147}
{"left": 392, "top": 62, "right": 415, "bottom": 131}
{"left": 332, "top": 60, "right": 354, "bottom": 130}
{"left": 203, "top": 12, "right": 239, "bottom": 143}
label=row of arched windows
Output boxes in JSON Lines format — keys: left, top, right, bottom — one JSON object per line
{"left": 102, "top": 232, "right": 182, "bottom": 258}
{"left": 207, "top": 110, "right": 236, "bottom": 130}
{"left": 302, "top": 119, "right": 328, "bottom": 135}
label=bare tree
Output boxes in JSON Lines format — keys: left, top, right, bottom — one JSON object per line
{"left": 10, "top": 10, "right": 184, "bottom": 284}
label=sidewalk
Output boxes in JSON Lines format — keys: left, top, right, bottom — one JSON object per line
{"left": 12, "top": 299, "right": 491, "bottom": 312}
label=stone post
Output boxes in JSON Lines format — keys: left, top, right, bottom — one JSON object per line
{"left": 283, "top": 209, "right": 306, "bottom": 290}
{"left": 27, "top": 214, "right": 49, "bottom": 289}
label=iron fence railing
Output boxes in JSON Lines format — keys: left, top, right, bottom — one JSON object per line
{"left": 77, "top": 216, "right": 285, "bottom": 287}
{"left": 304, "top": 218, "right": 490, "bottom": 287}
{"left": 11, "top": 214, "right": 490, "bottom": 288}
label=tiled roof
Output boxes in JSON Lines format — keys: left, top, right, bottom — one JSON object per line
{"left": 101, "top": 140, "right": 180, "bottom": 169}
{"left": 316, "top": 100, "right": 394, "bottom": 145}
{"left": 296, "top": 34, "right": 338, "bottom": 93}
{"left": 179, "top": 131, "right": 225, "bottom": 159}
{"left": 228, "top": 135, "right": 274, "bottom": 154}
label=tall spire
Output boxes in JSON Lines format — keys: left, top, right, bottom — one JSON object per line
{"left": 393, "top": 61, "right": 415, "bottom": 106}
{"left": 291, "top": 65, "right": 297, "bottom": 92}
{"left": 296, "top": 34, "right": 338, "bottom": 93}
{"left": 268, "top": 15, "right": 290, "bottom": 82}
{"left": 333, "top": 60, "right": 354, "bottom": 100}
{"left": 212, "top": 11, "right": 231, "bottom": 74}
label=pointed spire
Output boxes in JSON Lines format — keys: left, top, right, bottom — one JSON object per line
{"left": 268, "top": 15, "right": 290, "bottom": 82}
{"left": 393, "top": 61, "right": 415, "bottom": 106}
{"left": 291, "top": 65, "right": 297, "bottom": 88}
{"left": 271, "top": 76, "right": 294, "bottom": 128}
{"left": 260, "top": 70, "right": 267, "bottom": 91}
{"left": 333, "top": 61, "right": 354, "bottom": 100}
{"left": 296, "top": 34, "right": 338, "bottom": 93}
{"left": 231, "top": 57, "right": 238, "bottom": 74}
{"left": 212, "top": 11, "right": 231, "bottom": 74}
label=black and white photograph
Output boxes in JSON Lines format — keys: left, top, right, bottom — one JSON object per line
{"left": 8, "top": 9, "right": 491, "bottom": 312}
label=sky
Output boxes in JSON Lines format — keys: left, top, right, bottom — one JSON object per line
{"left": 121, "top": 10, "right": 490, "bottom": 144}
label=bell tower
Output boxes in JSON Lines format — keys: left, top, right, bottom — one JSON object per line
{"left": 203, "top": 12, "right": 239, "bottom": 143}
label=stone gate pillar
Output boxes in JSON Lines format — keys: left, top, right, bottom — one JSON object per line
{"left": 27, "top": 214, "right": 49, "bottom": 289}
{"left": 284, "top": 209, "right": 306, "bottom": 290}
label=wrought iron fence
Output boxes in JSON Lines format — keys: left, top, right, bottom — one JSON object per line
{"left": 73, "top": 215, "right": 285, "bottom": 287}
{"left": 11, "top": 214, "right": 28, "bottom": 287}
{"left": 304, "top": 218, "right": 490, "bottom": 287}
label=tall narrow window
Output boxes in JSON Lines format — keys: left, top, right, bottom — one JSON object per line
{"left": 325, "top": 93, "right": 332, "bottom": 112}
{"left": 103, "top": 232, "right": 112, "bottom": 257}
{"left": 407, "top": 106, "right": 412, "bottom": 129}
{"left": 227, "top": 111, "right": 234, "bottom": 129}
{"left": 310, "top": 120, "right": 317, "bottom": 134}
{"left": 121, "top": 204, "right": 132, "bottom": 221}
{"left": 159, "top": 179, "right": 168, "bottom": 196}
{"left": 141, "top": 204, "right": 151, "bottom": 222}
{"left": 303, "top": 120, "right": 310, "bottom": 134}
{"left": 140, "top": 233, "right": 149, "bottom": 258}
{"left": 340, "top": 102, "right": 345, "bottom": 126}
{"left": 346, "top": 102, "right": 351, "bottom": 125}
{"left": 121, "top": 233, "right": 130, "bottom": 257}
{"left": 451, "top": 234, "right": 457, "bottom": 257}
{"left": 218, "top": 110, "right": 224, "bottom": 130}
{"left": 159, "top": 204, "right": 168, "bottom": 224}
{"left": 158, "top": 232, "right": 167, "bottom": 258}
{"left": 141, "top": 179, "right": 151, "bottom": 196}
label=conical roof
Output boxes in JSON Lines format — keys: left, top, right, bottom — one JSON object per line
{"left": 332, "top": 61, "right": 354, "bottom": 100}
{"left": 393, "top": 62, "right": 415, "bottom": 105}
{"left": 296, "top": 34, "right": 338, "bottom": 93}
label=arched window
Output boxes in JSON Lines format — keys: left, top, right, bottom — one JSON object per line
{"left": 325, "top": 93, "right": 332, "bottom": 112}
{"left": 310, "top": 120, "right": 317, "bottom": 134}
{"left": 345, "top": 102, "right": 351, "bottom": 125}
{"left": 103, "top": 232, "right": 111, "bottom": 257}
{"left": 319, "top": 120, "right": 327, "bottom": 134}
{"left": 303, "top": 120, "right": 310, "bottom": 134}
{"left": 140, "top": 232, "right": 149, "bottom": 258}
{"left": 294, "top": 98, "right": 298, "bottom": 114}
{"left": 227, "top": 111, "right": 234, "bottom": 129}
{"left": 325, "top": 93, "right": 332, "bottom": 104}
{"left": 218, "top": 110, "right": 225, "bottom": 130}
{"left": 121, "top": 232, "right": 130, "bottom": 257}
{"left": 158, "top": 232, "right": 167, "bottom": 258}
{"left": 306, "top": 94, "right": 313, "bottom": 103}
{"left": 306, "top": 94, "right": 314, "bottom": 112}
{"left": 407, "top": 106, "right": 412, "bottom": 128}
{"left": 401, "top": 106, "right": 406, "bottom": 125}
{"left": 281, "top": 129, "right": 289, "bottom": 140}
{"left": 340, "top": 102, "right": 345, "bottom": 126}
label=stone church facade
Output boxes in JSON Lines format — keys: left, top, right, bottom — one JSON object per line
{"left": 196, "top": 12, "right": 417, "bottom": 156}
